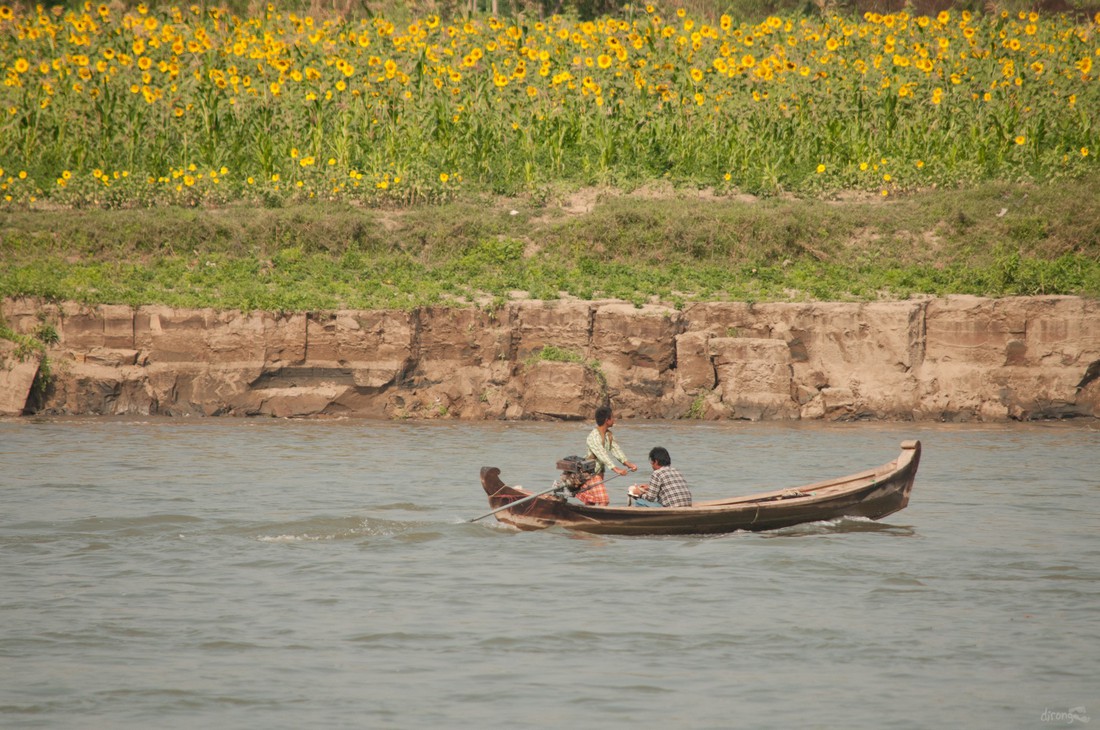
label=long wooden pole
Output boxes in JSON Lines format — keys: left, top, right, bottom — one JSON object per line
{"left": 467, "top": 484, "right": 564, "bottom": 523}
{"left": 468, "top": 471, "right": 629, "bottom": 523}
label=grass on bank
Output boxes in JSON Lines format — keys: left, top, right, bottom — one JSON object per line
{"left": 2, "top": 176, "right": 1099, "bottom": 311}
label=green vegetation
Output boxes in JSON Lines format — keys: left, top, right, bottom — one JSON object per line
{"left": 1, "top": 5, "right": 1097, "bottom": 206}
{"left": 525, "top": 345, "right": 609, "bottom": 397}
{"left": 0, "top": 312, "right": 58, "bottom": 401}
{"left": 2, "top": 175, "right": 1097, "bottom": 310}
{"left": 0, "top": 3, "right": 1097, "bottom": 321}
{"left": 686, "top": 389, "right": 711, "bottom": 419}
{"left": 526, "top": 345, "right": 587, "bottom": 365}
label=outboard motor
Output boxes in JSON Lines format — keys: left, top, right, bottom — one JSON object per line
{"left": 555, "top": 455, "right": 597, "bottom": 497}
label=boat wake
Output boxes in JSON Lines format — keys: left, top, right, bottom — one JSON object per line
{"left": 761, "top": 516, "right": 916, "bottom": 538}
{"left": 244, "top": 514, "right": 445, "bottom": 543}
{"left": 225, "top": 512, "right": 916, "bottom": 544}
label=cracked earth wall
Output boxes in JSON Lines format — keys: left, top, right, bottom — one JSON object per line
{"left": 2, "top": 296, "right": 1098, "bottom": 421}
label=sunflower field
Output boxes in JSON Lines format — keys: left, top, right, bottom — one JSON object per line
{"left": 1, "top": 2, "right": 1097, "bottom": 207}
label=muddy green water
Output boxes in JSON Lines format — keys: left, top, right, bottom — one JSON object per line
{"left": 2, "top": 419, "right": 1097, "bottom": 729}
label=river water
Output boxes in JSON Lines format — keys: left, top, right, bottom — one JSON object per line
{"left": 1, "top": 418, "right": 1097, "bottom": 729}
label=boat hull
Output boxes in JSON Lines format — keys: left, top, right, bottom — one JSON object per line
{"left": 479, "top": 440, "right": 920, "bottom": 535}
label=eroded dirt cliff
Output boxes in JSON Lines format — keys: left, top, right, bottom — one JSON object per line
{"left": 2, "top": 296, "right": 1098, "bottom": 421}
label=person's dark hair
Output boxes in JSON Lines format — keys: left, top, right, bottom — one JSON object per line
{"left": 595, "top": 405, "right": 613, "bottom": 426}
{"left": 649, "top": 446, "right": 671, "bottom": 467}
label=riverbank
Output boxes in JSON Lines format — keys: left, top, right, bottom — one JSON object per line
{"left": 3, "top": 180, "right": 1099, "bottom": 312}
{"left": 3, "top": 184, "right": 1098, "bottom": 422}
{"left": 2, "top": 295, "right": 1097, "bottom": 421}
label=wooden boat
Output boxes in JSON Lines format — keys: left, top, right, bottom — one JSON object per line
{"left": 478, "top": 440, "right": 920, "bottom": 535}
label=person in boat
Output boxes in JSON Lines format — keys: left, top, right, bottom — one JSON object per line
{"left": 628, "top": 446, "right": 693, "bottom": 507}
{"left": 578, "top": 405, "right": 637, "bottom": 506}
